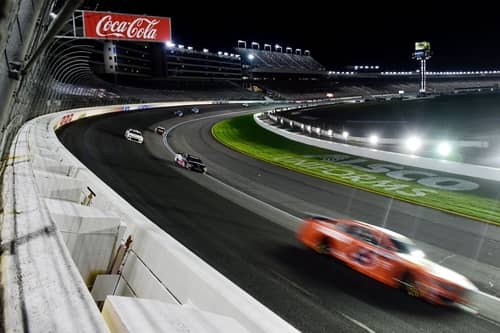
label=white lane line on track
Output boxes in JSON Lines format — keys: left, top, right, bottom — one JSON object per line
{"left": 478, "top": 314, "right": 500, "bottom": 329}
{"left": 338, "top": 312, "right": 377, "bottom": 333}
{"left": 162, "top": 109, "right": 254, "bottom": 155}
{"left": 270, "top": 269, "right": 377, "bottom": 333}
{"left": 205, "top": 173, "right": 302, "bottom": 229}
{"left": 438, "top": 254, "right": 455, "bottom": 264}
{"left": 455, "top": 303, "right": 478, "bottom": 315}
{"left": 270, "top": 269, "right": 316, "bottom": 298}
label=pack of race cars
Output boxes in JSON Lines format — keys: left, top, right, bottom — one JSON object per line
{"left": 122, "top": 105, "right": 477, "bottom": 307}
{"left": 124, "top": 105, "right": 207, "bottom": 174}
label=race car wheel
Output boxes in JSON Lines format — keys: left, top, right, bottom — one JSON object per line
{"left": 315, "top": 238, "right": 330, "bottom": 255}
{"left": 401, "top": 273, "right": 420, "bottom": 298}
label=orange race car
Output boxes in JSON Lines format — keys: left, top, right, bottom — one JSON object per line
{"left": 297, "top": 215, "right": 477, "bottom": 305}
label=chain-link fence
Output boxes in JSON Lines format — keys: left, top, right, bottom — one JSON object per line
{"left": 0, "top": 1, "right": 146, "bottom": 161}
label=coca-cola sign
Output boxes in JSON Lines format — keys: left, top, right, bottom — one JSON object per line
{"left": 83, "top": 11, "right": 171, "bottom": 42}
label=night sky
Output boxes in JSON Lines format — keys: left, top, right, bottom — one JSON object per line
{"left": 82, "top": 1, "right": 500, "bottom": 71}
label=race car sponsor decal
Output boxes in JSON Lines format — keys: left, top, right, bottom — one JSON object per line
{"left": 350, "top": 248, "right": 376, "bottom": 267}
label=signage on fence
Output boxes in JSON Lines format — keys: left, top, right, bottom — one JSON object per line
{"left": 83, "top": 11, "right": 171, "bottom": 42}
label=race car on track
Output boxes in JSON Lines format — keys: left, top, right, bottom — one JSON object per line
{"left": 155, "top": 126, "right": 165, "bottom": 135}
{"left": 191, "top": 106, "right": 200, "bottom": 114}
{"left": 174, "top": 153, "right": 207, "bottom": 173}
{"left": 297, "top": 216, "right": 477, "bottom": 305}
{"left": 124, "top": 128, "right": 143, "bottom": 144}
{"left": 173, "top": 110, "right": 184, "bottom": 117}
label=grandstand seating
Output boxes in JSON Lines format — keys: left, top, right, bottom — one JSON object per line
{"left": 254, "top": 78, "right": 500, "bottom": 100}
{"left": 236, "top": 48, "right": 325, "bottom": 73}
{"left": 57, "top": 74, "right": 264, "bottom": 105}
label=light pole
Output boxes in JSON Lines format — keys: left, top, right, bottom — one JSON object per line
{"left": 251, "top": 41, "right": 260, "bottom": 50}
{"left": 413, "top": 41, "right": 432, "bottom": 94}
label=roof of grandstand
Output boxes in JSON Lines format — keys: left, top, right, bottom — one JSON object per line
{"left": 236, "top": 47, "right": 326, "bottom": 75}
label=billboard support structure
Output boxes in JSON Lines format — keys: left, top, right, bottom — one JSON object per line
{"left": 413, "top": 41, "right": 432, "bottom": 94}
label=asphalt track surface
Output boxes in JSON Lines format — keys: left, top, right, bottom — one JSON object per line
{"left": 58, "top": 105, "right": 500, "bottom": 333}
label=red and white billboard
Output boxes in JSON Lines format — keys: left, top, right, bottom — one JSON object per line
{"left": 83, "top": 11, "right": 171, "bottom": 42}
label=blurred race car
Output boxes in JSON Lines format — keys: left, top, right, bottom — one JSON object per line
{"left": 173, "top": 110, "right": 184, "bottom": 117}
{"left": 155, "top": 126, "right": 165, "bottom": 135}
{"left": 297, "top": 216, "right": 477, "bottom": 305}
{"left": 174, "top": 153, "right": 207, "bottom": 173}
{"left": 191, "top": 106, "right": 200, "bottom": 114}
{"left": 124, "top": 128, "right": 143, "bottom": 144}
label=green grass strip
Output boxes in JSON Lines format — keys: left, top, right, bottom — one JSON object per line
{"left": 212, "top": 114, "right": 500, "bottom": 226}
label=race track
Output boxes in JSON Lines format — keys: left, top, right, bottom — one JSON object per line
{"left": 57, "top": 105, "right": 500, "bottom": 333}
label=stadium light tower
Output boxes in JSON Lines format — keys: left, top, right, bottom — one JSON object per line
{"left": 251, "top": 41, "right": 260, "bottom": 50}
{"left": 413, "top": 41, "right": 432, "bottom": 94}
{"left": 237, "top": 40, "right": 247, "bottom": 48}
{"left": 264, "top": 44, "right": 272, "bottom": 51}
{"left": 275, "top": 44, "right": 282, "bottom": 53}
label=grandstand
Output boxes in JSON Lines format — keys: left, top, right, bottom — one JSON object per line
{"left": 165, "top": 47, "right": 242, "bottom": 80}
{"left": 236, "top": 47, "right": 325, "bottom": 74}
{"left": 84, "top": 39, "right": 262, "bottom": 100}
{"left": 254, "top": 77, "right": 500, "bottom": 100}
{"left": 53, "top": 34, "right": 500, "bottom": 103}
{"left": 95, "top": 40, "right": 243, "bottom": 81}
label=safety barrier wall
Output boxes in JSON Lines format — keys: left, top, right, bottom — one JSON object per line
{"left": 268, "top": 105, "right": 488, "bottom": 148}
{"left": 255, "top": 113, "right": 500, "bottom": 181}
{"left": 1, "top": 101, "right": 298, "bottom": 332}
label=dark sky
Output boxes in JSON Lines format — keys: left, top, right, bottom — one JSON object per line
{"left": 82, "top": 1, "right": 500, "bottom": 71}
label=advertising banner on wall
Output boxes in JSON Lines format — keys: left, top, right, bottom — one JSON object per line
{"left": 83, "top": 11, "right": 171, "bottom": 42}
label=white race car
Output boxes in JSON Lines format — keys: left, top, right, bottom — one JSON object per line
{"left": 124, "top": 129, "right": 143, "bottom": 143}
